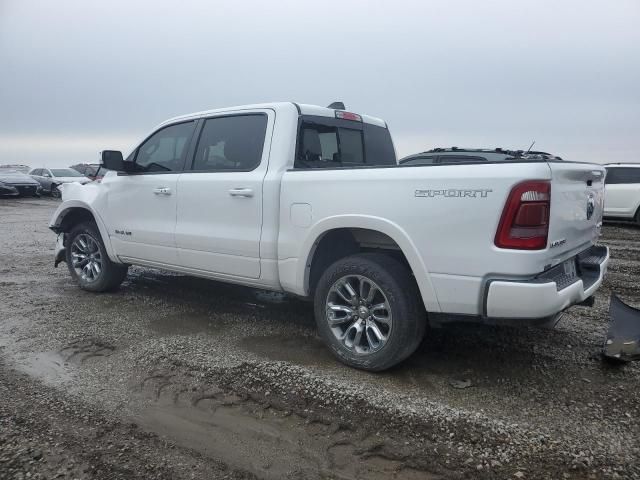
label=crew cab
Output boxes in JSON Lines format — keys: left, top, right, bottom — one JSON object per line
{"left": 49, "top": 102, "right": 609, "bottom": 371}
{"left": 603, "top": 163, "right": 640, "bottom": 224}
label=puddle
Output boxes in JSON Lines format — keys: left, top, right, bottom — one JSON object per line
{"left": 16, "top": 350, "right": 72, "bottom": 384}
{"left": 238, "top": 334, "right": 337, "bottom": 367}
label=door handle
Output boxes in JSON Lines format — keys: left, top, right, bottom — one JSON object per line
{"left": 228, "top": 188, "right": 254, "bottom": 198}
{"left": 152, "top": 187, "right": 172, "bottom": 195}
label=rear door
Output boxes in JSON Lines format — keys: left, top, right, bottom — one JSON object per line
{"left": 104, "top": 120, "right": 196, "bottom": 266}
{"left": 546, "top": 162, "right": 605, "bottom": 260}
{"left": 174, "top": 110, "right": 273, "bottom": 279}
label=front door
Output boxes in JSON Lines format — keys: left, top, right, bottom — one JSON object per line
{"left": 175, "top": 111, "right": 273, "bottom": 279}
{"left": 104, "top": 120, "right": 196, "bottom": 266}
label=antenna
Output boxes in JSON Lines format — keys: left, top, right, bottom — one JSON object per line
{"left": 526, "top": 140, "right": 535, "bottom": 154}
{"left": 327, "top": 101, "right": 345, "bottom": 110}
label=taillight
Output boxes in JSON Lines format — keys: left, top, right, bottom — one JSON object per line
{"left": 495, "top": 180, "right": 550, "bottom": 250}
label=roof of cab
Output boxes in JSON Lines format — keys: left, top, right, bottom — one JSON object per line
{"left": 158, "top": 102, "right": 386, "bottom": 129}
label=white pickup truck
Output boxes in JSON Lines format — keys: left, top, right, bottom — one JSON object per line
{"left": 50, "top": 102, "right": 609, "bottom": 371}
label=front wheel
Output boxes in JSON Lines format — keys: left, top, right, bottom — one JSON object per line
{"left": 313, "top": 253, "right": 426, "bottom": 371}
{"left": 65, "top": 222, "right": 128, "bottom": 292}
{"left": 51, "top": 185, "right": 61, "bottom": 198}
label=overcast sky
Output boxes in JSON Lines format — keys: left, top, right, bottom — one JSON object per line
{"left": 1, "top": 0, "right": 639, "bottom": 168}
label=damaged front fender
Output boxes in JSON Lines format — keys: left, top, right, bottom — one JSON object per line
{"left": 604, "top": 294, "right": 640, "bottom": 362}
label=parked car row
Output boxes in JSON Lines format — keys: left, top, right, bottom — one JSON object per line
{"left": 0, "top": 163, "right": 111, "bottom": 198}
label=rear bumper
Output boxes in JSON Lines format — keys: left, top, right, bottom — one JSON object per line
{"left": 485, "top": 245, "right": 609, "bottom": 319}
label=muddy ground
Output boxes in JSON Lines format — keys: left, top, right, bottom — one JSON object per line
{"left": 0, "top": 197, "right": 638, "bottom": 480}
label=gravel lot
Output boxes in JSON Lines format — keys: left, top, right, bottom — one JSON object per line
{"left": 1, "top": 197, "right": 639, "bottom": 479}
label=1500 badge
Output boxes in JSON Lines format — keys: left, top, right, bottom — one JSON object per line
{"left": 115, "top": 229, "right": 132, "bottom": 236}
{"left": 415, "top": 189, "right": 493, "bottom": 198}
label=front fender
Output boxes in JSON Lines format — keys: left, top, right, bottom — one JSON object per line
{"left": 49, "top": 198, "right": 119, "bottom": 263}
{"left": 296, "top": 215, "right": 441, "bottom": 313}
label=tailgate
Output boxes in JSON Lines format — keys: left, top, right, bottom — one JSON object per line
{"left": 546, "top": 161, "right": 605, "bottom": 263}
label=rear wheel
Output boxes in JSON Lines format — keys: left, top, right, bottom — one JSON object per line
{"left": 313, "top": 253, "right": 426, "bottom": 371}
{"left": 65, "top": 222, "right": 128, "bottom": 292}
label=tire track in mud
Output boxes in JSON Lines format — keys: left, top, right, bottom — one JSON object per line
{"left": 135, "top": 367, "right": 445, "bottom": 480}
{"left": 59, "top": 338, "right": 116, "bottom": 364}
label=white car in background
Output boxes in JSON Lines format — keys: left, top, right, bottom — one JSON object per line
{"left": 29, "top": 167, "right": 91, "bottom": 197}
{"left": 604, "top": 164, "right": 640, "bottom": 224}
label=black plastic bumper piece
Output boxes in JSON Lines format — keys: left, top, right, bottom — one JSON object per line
{"left": 603, "top": 294, "right": 640, "bottom": 362}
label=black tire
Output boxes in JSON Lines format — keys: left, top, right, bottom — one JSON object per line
{"left": 635, "top": 207, "right": 640, "bottom": 226}
{"left": 313, "top": 253, "right": 426, "bottom": 371}
{"left": 65, "top": 221, "right": 128, "bottom": 292}
{"left": 51, "top": 186, "right": 61, "bottom": 198}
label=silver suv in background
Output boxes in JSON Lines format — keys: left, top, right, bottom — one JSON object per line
{"left": 604, "top": 164, "right": 640, "bottom": 224}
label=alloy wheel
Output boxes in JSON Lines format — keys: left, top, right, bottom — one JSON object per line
{"left": 70, "top": 234, "right": 103, "bottom": 283}
{"left": 325, "top": 275, "right": 392, "bottom": 355}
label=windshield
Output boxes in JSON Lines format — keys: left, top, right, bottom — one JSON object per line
{"left": 51, "top": 168, "right": 84, "bottom": 177}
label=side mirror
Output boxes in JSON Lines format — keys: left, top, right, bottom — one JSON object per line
{"left": 101, "top": 150, "right": 128, "bottom": 172}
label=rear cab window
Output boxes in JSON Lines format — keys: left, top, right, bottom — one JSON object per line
{"left": 294, "top": 115, "right": 396, "bottom": 169}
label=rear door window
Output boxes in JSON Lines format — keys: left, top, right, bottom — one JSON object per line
{"left": 191, "top": 114, "right": 268, "bottom": 172}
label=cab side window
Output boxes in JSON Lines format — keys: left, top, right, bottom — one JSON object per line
{"left": 192, "top": 114, "right": 267, "bottom": 172}
{"left": 135, "top": 121, "right": 195, "bottom": 173}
